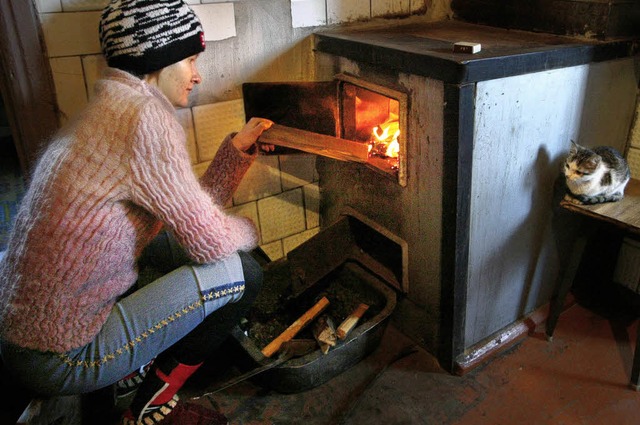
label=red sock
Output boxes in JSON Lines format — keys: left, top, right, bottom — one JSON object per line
{"left": 149, "top": 362, "right": 202, "bottom": 406}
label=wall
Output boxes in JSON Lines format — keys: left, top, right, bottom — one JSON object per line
{"left": 34, "top": 0, "right": 451, "bottom": 261}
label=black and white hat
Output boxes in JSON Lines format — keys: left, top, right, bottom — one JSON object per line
{"left": 99, "top": 0, "right": 206, "bottom": 75}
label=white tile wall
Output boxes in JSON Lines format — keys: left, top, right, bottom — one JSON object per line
{"left": 627, "top": 147, "right": 640, "bottom": 180}
{"left": 61, "top": 0, "right": 109, "bottom": 12}
{"left": 280, "top": 154, "right": 317, "bottom": 190}
{"left": 260, "top": 240, "right": 284, "bottom": 261}
{"left": 303, "top": 183, "right": 320, "bottom": 229}
{"left": 192, "top": 100, "right": 246, "bottom": 162}
{"left": 234, "top": 156, "right": 282, "bottom": 204}
{"left": 37, "top": 0, "right": 62, "bottom": 13}
{"left": 192, "top": 3, "right": 236, "bottom": 41}
{"left": 35, "top": 0, "right": 433, "bottom": 262}
{"left": 228, "top": 202, "right": 262, "bottom": 243}
{"left": 81, "top": 55, "right": 107, "bottom": 100}
{"left": 372, "top": 0, "right": 411, "bottom": 16}
{"left": 175, "top": 108, "right": 199, "bottom": 165}
{"left": 283, "top": 227, "right": 320, "bottom": 255}
{"left": 291, "top": 0, "right": 327, "bottom": 28}
{"left": 50, "top": 57, "right": 88, "bottom": 125}
{"left": 40, "top": 12, "right": 102, "bottom": 57}
{"left": 258, "top": 189, "right": 306, "bottom": 243}
{"left": 327, "top": 0, "right": 371, "bottom": 24}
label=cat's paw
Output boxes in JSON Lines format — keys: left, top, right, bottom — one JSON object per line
{"left": 563, "top": 194, "right": 583, "bottom": 205}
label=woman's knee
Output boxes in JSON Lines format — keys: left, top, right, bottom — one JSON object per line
{"left": 238, "top": 250, "right": 263, "bottom": 301}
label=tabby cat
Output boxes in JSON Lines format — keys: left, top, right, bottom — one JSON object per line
{"left": 563, "top": 140, "right": 630, "bottom": 205}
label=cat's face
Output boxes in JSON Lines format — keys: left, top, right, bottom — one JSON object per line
{"left": 564, "top": 142, "right": 601, "bottom": 182}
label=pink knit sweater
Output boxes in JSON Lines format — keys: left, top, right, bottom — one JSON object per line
{"left": 0, "top": 68, "right": 259, "bottom": 353}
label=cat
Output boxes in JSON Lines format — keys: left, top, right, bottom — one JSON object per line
{"left": 563, "top": 140, "right": 630, "bottom": 205}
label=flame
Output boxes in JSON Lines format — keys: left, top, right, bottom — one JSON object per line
{"left": 369, "top": 112, "right": 400, "bottom": 159}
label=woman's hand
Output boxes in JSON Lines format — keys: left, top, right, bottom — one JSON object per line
{"left": 232, "top": 117, "right": 276, "bottom": 153}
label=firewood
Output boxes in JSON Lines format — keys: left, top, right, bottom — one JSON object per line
{"left": 261, "top": 296, "right": 330, "bottom": 358}
{"left": 312, "top": 314, "right": 337, "bottom": 354}
{"left": 257, "top": 124, "right": 369, "bottom": 163}
{"left": 336, "top": 303, "right": 369, "bottom": 340}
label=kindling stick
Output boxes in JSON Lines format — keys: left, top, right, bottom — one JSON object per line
{"left": 261, "top": 296, "right": 330, "bottom": 358}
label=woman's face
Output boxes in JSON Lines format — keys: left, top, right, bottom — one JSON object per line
{"left": 148, "top": 54, "right": 201, "bottom": 107}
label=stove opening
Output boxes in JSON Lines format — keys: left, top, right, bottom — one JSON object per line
{"left": 337, "top": 75, "right": 408, "bottom": 186}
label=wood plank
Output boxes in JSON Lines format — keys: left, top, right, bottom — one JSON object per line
{"left": 560, "top": 179, "right": 640, "bottom": 236}
{"left": 261, "top": 296, "right": 330, "bottom": 358}
{"left": 258, "top": 124, "right": 369, "bottom": 163}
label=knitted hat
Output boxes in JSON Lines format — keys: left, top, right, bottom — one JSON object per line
{"left": 99, "top": 0, "right": 206, "bottom": 75}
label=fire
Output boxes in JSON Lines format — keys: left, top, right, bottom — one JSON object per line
{"left": 368, "top": 112, "right": 400, "bottom": 159}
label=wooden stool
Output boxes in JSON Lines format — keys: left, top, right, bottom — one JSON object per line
{"left": 546, "top": 178, "right": 640, "bottom": 390}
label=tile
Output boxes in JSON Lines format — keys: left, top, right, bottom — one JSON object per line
{"left": 233, "top": 156, "right": 282, "bottom": 205}
{"left": 227, "top": 201, "right": 261, "bottom": 244}
{"left": 191, "top": 3, "right": 236, "bottom": 42}
{"left": 81, "top": 54, "right": 107, "bottom": 101}
{"left": 410, "top": 0, "right": 426, "bottom": 12}
{"left": 283, "top": 227, "right": 320, "bottom": 256}
{"left": 36, "top": 0, "right": 62, "bottom": 13}
{"left": 49, "top": 56, "right": 88, "bottom": 125}
{"left": 303, "top": 183, "right": 320, "bottom": 229}
{"left": 257, "top": 188, "right": 306, "bottom": 243}
{"left": 61, "top": 0, "right": 109, "bottom": 12}
{"left": 192, "top": 99, "right": 246, "bottom": 162}
{"left": 192, "top": 161, "right": 209, "bottom": 179}
{"left": 175, "top": 108, "right": 198, "bottom": 165}
{"left": 280, "top": 154, "right": 316, "bottom": 191}
{"left": 371, "top": 0, "right": 411, "bottom": 16}
{"left": 327, "top": 0, "right": 370, "bottom": 24}
{"left": 259, "top": 240, "right": 284, "bottom": 261}
{"left": 627, "top": 147, "right": 640, "bottom": 180}
{"left": 629, "top": 104, "right": 640, "bottom": 148}
{"left": 291, "top": 0, "right": 327, "bottom": 28}
{"left": 40, "top": 11, "right": 102, "bottom": 57}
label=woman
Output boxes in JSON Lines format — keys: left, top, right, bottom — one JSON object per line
{"left": 0, "top": 0, "right": 274, "bottom": 423}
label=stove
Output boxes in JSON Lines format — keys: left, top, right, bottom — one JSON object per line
{"left": 243, "top": 19, "right": 639, "bottom": 373}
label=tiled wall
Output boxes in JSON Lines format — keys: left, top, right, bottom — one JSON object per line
{"left": 626, "top": 97, "right": 640, "bottom": 179}
{"left": 35, "top": 0, "right": 440, "bottom": 261}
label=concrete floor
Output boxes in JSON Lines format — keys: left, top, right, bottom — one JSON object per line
{"left": 19, "top": 291, "right": 640, "bottom": 425}
{"left": 189, "top": 302, "right": 640, "bottom": 425}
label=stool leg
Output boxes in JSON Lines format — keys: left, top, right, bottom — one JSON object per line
{"left": 630, "top": 321, "right": 640, "bottom": 391}
{"left": 546, "top": 234, "right": 588, "bottom": 340}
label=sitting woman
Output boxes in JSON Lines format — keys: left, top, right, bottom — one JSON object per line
{"left": 0, "top": 0, "right": 274, "bottom": 424}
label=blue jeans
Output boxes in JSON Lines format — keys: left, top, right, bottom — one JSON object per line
{"left": 0, "top": 231, "right": 262, "bottom": 396}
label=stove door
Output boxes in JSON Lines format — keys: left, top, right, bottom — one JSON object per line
{"left": 243, "top": 81, "right": 369, "bottom": 162}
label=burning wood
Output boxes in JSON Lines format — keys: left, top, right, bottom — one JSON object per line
{"left": 261, "top": 296, "right": 330, "bottom": 358}
{"left": 312, "top": 314, "right": 337, "bottom": 354}
{"left": 336, "top": 303, "right": 369, "bottom": 340}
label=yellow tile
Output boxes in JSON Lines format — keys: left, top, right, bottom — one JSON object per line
{"left": 257, "top": 189, "right": 306, "bottom": 243}
{"left": 283, "top": 227, "right": 320, "bottom": 256}
{"left": 280, "top": 154, "right": 317, "bottom": 190}
{"left": 193, "top": 100, "right": 246, "bottom": 162}
{"left": 50, "top": 56, "right": 88, "bottom": 125}
{"left": 303, "top": 183, "right": 320, "bottom": 229}
{"left": 234, "top": 156, "right": 282, "bottom": 204}
{"left": 175, "top": 108, "right": 198, "bottom": 165}
{"left": 40, "top": 11, "right": 101, "bottom": 57}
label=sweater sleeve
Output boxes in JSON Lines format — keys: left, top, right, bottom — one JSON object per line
{"left": 128, "top": 102, "right": 258, "bottom": 263}
{"left": 199, "top": 133, "right": 256, "bottom": 205}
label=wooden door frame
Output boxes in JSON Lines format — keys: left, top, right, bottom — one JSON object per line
{"left": 0, "top": 0, "right": 58, "bottom": 176}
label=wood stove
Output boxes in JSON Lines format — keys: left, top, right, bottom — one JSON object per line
{"left": 243, "top": 19, "right": 639, "bottom": 373}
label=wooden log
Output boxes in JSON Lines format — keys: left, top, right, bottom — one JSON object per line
{"left": 312, "top": 314, "right": 337, "bottom": 355}
{"left": 336, "top": 303, "right": 369, "bottom": 340}
{"left": 258, "top": 124, "right": 369, "bottom": 163}
{"left": 261, "top": 296, "right": 330, "bottom": 358}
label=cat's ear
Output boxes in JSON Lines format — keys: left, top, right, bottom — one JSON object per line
{"left": 569, "top": 140, "right": 578, "bottom": 155}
